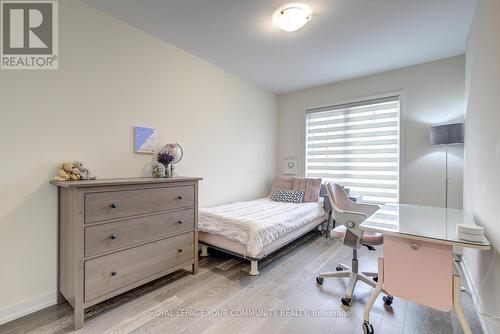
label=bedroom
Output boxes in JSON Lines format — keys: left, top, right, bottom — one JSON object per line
{"left": 0, "top": 0, "right": 499, "bottom": 333}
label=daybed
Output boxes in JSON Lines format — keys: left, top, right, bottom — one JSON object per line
{"left": 198, "top": 177, "right": 331, "bottom": 275}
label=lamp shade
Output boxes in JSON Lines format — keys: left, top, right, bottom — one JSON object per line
{"left": 430, "top": 123, "right": 464, "bottom": 146}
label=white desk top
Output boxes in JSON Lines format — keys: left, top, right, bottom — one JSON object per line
{"left": 360, "top": 204, "right": 491, "bottom": 250}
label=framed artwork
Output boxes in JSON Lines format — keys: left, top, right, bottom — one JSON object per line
{"left": 134, "top": 127, "right": 157, "bottom": 154}
{"left": 283, "top": 157, "right": 297, "bottom": 175}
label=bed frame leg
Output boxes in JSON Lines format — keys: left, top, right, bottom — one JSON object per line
{"left": 200, "top": 244, "right": 209, "bottom": 257}
{"left": 249, "top": 260, "right": 260, "bottom": 276}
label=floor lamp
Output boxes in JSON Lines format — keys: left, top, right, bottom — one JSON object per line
{"left": 430, "top": 123, "right": 465, "bottom": 208}
{"left": 431, "top": 123, "right": 466, "bottom": 289}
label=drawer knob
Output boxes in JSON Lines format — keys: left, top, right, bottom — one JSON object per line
{"left": 410, "top": 243, "right": 419, "bottom": 250}
{"left": 177, "top": 195, "right": 183, "bottom": 200}
{"left": 110, "top": 234, "right": 118, "bottom": 240}
{"left": 178, "top": 248, "right": 183, "bottom": 253}
{"left": 111, "top": 271, "right": 118, "bottom": 276}
{"left": 110, "top": 203, "right": 119, "bottom": 209}
{"left": 178, "top": 220, "right": 183, "bottom": 225}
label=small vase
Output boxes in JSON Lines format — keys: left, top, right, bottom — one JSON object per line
{"left": 170, "top": 164, "right": 176, "bottom": 178}
{"left": 158, "top": 164, "right": 167, "bottom": 178}
{"left": 165, "top": 164, "right": 172, "bottom": 178}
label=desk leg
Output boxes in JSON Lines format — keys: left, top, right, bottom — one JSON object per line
{"left": 363, "top": 257, "right": 384, "bottom": 333}
{"left": 453, "top": 274, "right": 472, "bottom": 334}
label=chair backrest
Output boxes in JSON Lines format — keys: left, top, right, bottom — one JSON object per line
{"left": 326, "top": 182, "right": 366, "bottom": 248}
{"left": 329, "top": 183, "right": 354, "bottom": 211}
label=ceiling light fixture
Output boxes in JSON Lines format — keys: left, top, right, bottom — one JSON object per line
{"left": 272, "top": 3, "right": 312, "bottom": 32}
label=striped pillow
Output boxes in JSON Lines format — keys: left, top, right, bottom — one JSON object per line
{"left": 292, "top": 177, "right": 322, "bottom": 202}
{"left": 271, "top": 189, "right": 305, "bottom": 203}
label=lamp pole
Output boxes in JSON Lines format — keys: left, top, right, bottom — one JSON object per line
{"left": 430, "top": 123, "right": 464, "bottom": 209}
{"left": 445, "top": 144, "right": 448, "bottom": 209}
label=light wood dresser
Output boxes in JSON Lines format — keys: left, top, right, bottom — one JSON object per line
{"left": 50, "top": 177, "right": 202, "bottom": 329}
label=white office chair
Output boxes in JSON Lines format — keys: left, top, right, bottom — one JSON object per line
{"left": 316, "top": 182, "right": 393, "bottom": 307}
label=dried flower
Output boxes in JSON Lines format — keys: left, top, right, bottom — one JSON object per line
{"left": 157, "top": 152, "right": 174, "bottom": 166}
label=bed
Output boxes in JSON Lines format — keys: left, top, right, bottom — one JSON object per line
{"left": 198, "top": 178, "right": 332, "bottom": 275}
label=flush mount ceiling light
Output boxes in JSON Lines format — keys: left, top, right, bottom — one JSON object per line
{"left": 272, "top": 3, "right": 312, "bottom": 32}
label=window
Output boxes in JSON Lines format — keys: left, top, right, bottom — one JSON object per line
{"left": 305, "top": 96, "right": 400, "bottom": 205}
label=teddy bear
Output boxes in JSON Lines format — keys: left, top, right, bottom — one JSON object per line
{"left": 73, "top": 161, "right": 96, "bottom": 180}
{"left": 53, "top": 162, "right": 96, "bottom": 181}
{"left": 53, "top": 162, "right": 80, "bottom": 181}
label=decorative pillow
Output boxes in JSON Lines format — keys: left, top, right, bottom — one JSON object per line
{"left": 271, "top": 189, "right": 305, "bottom": 203}
{"left": 292, "top": 177, "right": 322, "bottom": 202}
{"left": 269, "top": 176, "right": 294, "bottom": 198}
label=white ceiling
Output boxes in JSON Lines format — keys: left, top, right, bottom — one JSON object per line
{"left": 82, "top": 0, "right": 476, "bottom": 94}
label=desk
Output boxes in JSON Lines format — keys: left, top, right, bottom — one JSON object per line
{"left": 360, "top": 204, "right": 490, "bottom": 334}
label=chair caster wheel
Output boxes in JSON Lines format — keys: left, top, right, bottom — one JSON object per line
{"left": 373, "top": 275, "right": 378, "bottom": 282}
{"left": 363, "top": 322, "right": 374, "bottom": 334}
{"left": 316, "top": 277, "right": 324, "bottom": 285}
{"left": 336, "top": 266, "right": 343, "bottom": 271}
{"left": 341, "top": 297, "right": 351, "bottom": 307}
{"left": 383, "top": 296, "right": 393, "bottom": 306}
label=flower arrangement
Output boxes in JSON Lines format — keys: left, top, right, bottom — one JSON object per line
{"left": 152, "top": 143, "right": 183, "bottom": 178}
{"left": 156, "top": 151, "right": 175, "bottom": 166}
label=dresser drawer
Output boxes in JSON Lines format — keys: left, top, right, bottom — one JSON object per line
{"left": 85, "top": 186, "right": 194, "bottom": 223}
{"left": 84, "top": 209, "right": 195, "bottom": 257}
{"left": 85, "top": 232, "right": 194, "bottom": 302}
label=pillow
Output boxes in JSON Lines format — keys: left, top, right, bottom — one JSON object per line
{"left": 292, "top": 177, "right": 322, "bottom": 202}
{"left": 271, "top": 189, "right": 305, "bottom": 203}
{"left": 269, "top": 176, "right": 294, "bottom": 198}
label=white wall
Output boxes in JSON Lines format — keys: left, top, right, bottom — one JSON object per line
{"left": 278, "top": 56, "right": 465, "bottom": 208}
{"left": 0, "top": 0, "right": 276, "bottom": 324}
{"left": 463, "top": 0, "right": 500, "bottom": 333}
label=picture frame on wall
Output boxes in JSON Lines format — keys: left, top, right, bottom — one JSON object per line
{"left": 283, "top": 157, "right": 298, "bottom": 175}
{"left": 134, "top": 127, "right": 157, "bottom": 154}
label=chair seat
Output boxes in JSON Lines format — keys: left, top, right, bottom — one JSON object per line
{"left": 331, "top": 225, "right": 383, "bottom": 245}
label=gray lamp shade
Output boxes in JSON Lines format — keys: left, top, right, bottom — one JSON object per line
{"left": 430, "top": 123, "right": 464, "bottom": 146}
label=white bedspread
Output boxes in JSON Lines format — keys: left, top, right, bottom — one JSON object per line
{"left": 199, "top": 198, "right": 326, "bottom": 256}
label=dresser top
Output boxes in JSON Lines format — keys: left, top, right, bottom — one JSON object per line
{"left": 50, "top": 177, "right": 202, "bottom": 188}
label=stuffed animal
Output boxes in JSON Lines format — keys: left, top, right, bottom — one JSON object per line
{"left": 69, "top": 167, "right": 80, "bottom": 181}
{"left": 52, "top": 162, "right": 96, "bottom": 181}
{"left": 53, "top": 162, "right": 79, "bottom": 181}
{"left": 73, "top": 161, "right": 96, "bottom": 180}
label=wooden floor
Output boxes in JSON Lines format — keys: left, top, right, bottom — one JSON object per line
{"left": 0, "top": 231, "right": 483, "bottom": 334}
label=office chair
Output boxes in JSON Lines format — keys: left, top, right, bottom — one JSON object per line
{"left": 316, "top": 182, "right": 393, "bottom": 307}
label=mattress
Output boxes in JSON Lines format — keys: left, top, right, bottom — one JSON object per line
{"left": 199, "top": 215, "right": 327, "bottom": 259}
{"left": 198, "top": 198, "right": 327, "bottom": 257}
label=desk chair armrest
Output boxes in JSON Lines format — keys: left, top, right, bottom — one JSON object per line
{"left": 349, "top": 202, "right": 380, "bottom": 217}
{"left": 340, "top": 210, "right": 368, "bottom": 219}
{"left": 337, "top": 210, "right": 368, "bottom": 234}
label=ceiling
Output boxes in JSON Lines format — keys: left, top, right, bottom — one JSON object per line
{"left": 82, "top": 0, "right": 476, "bottom": 94}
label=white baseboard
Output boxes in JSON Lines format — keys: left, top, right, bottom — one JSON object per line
{"left": 0, "top": 290, "right": 57, "bottom": 326}
{"left": 462, "top": 259, "right": 497, "bottom": 334}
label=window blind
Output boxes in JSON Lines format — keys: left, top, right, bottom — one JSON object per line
{"left": 306, "top": 96, "right": 400, "bottom": 205}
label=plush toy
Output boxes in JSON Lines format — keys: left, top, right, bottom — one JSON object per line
{"left": 52, "top": 162, "right": 96, "bottom": 181}
{"left": 53, "top": 162, "right": 78, "bottom": 181}
{"left": 73, "top": 161, "right": 96, "bottom": 180}
{"left": 69, "top": 167, "right": 80, "bottom": 181}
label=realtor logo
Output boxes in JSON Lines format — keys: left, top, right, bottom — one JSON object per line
{"left": 1, "top": 0, "right": 58, "bottom": 69}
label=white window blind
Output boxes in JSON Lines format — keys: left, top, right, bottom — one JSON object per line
{"left": 306, "top": 96, "right": 400, "bottom": 205}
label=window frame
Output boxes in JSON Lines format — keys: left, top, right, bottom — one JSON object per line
{"left": 303, "top": 92, "right": 405, "bottom": 204}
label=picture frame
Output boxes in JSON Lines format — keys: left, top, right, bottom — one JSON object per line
{"left": 283, "top": 157, "right": 298, "bottom": 175}
{"left": 134, "top": 127, "right": 157, "bottom": 154}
